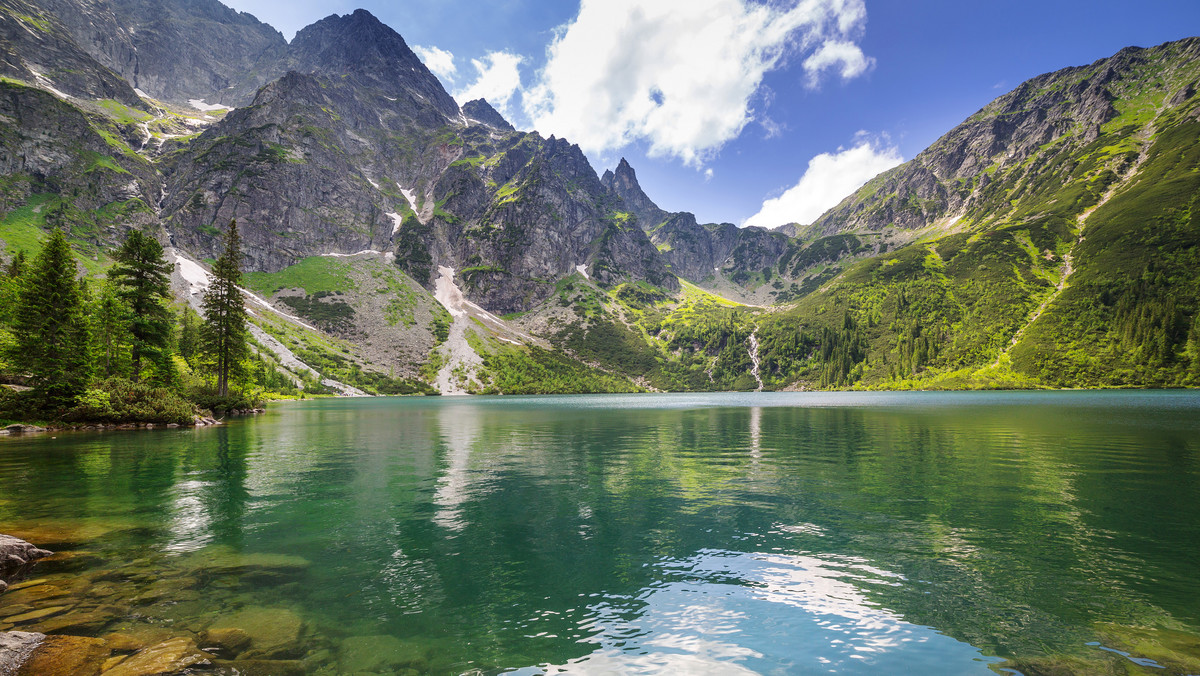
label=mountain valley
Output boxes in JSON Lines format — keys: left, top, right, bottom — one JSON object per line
{"left": 0, "top": 0, "right": 1198, "bottom": 396}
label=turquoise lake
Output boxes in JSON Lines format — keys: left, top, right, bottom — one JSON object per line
{"left": 2, "top": 391, "right": 1199, "bottom": 674}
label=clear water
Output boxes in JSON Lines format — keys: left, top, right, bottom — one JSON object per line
{"left": 2, "top": 391, "right": 1200, "bottom": 674}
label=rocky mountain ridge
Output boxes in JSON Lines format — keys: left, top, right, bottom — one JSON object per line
{"left": 810, "top": 38, "right": 1200, "bottom": 238}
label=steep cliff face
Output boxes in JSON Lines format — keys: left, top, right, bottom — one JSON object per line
{"left": 285, "top": 9, "right": 458, "bottom": 125}
{"left": 649, "top": 214, "right": 734, "bottom": 282}
{"left": 0, "top": 80, "right": 161, "bottom": 253}
{"left": 600, "top": 158, "right": 668, "bottom": 231}
{"left": 599, "top": 157, "right": 858, "bottom": 300}
{"left": 161, "top": 71, "right": 406, "bottom": 272}
{"left": 158, "top": 10, "right": 473, "bottom": 272}
{"left": 33, "top": 0, "right": 287, "bottom": 106}
{"left": 403, "top": 130, "right": 678, "bottom": 313}
{"left": 0, "top": 0, "right": 161, "bottom": 248}
{"left": 0, "top": 0, "right": 144, "bottom": 107}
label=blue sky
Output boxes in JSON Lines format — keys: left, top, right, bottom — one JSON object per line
{"left": 223, "top": 0, "right": 1200, "bottom": 227}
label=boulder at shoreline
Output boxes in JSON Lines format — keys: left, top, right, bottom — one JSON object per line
{"left": 0, "top": 535, "right": 54, "bottom": 591}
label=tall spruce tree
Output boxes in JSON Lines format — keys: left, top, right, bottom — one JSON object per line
{"left": 9, "top": 229, "right": 91, "bottom": 410}
{"left": 178, "top": 306, "right": 201, "bottom": 367}
{"left": 91, "top": 281, "right": 130, "bottom": 378}
{"left": 0, "top": 252, "right": 25, "bottom": 326}
{"left": 201, "top": 219, "right": 249, "bottom": 397}
{"left": 5, "top": 250, "right": 26, "bottom": 277}
{"left": 108, "top": 230, "right": 173, "bottom": 382}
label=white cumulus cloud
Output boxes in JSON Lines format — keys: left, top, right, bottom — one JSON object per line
{"left": 454, "top": 51, "right": 525, "bottom": 120}
{"left": 523, "top": 0, "right": 871, "bottom": 166}
{"left": 414, "top": 45, "right": 457, "bottom": 83}
{"left": 744, "top": 139, "right": 903, "bottom": 228}
{"left": 803, "top": 39, "right": 874, "bottom": 85}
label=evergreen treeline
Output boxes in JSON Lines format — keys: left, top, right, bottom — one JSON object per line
{"left": 0, "top": 220, "right": 293, "bottom": 425}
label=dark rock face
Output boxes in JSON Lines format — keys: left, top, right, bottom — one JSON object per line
{"left": 419, "top": 132, "right": 678, "bottom": 313}
{"left": 601, "top": 157, "right": 669, "bottom": 231}
{"left": 32, "top": 0, "right": 287, "bottom": 106}
{"left": 651, "top": 215, "right": 791, "bottom": 283}
{"left": 462, "top": 98, "right": 514, "bottom": 132}
{"left": 0, "top": 0, "right": 144, "bottom": 107}
{"left": 602, "top": 158, "right": 800, "bottom": 286}
{"left": 162, "top": 71, "right": 407, "bottom": 272}
{"left": 286, "top": 9, "right": 458, "bottom": 124}
{"left": 650, "top": 213, "right": 732, "bottom": 281}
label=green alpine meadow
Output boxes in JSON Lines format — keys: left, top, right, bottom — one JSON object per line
{"left": 0, "top": 0, "right": 1198, "bottom": 673}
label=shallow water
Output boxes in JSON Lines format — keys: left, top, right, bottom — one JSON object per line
{"left": 2, "top": 391, "right": 1200, "bottom": 674}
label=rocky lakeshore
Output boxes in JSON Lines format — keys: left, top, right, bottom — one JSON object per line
{"left": 0, "top": 415, "right": 248, "bottom": 437}
{"left": 0, "top": 527, "right": 451, "bottom": 675}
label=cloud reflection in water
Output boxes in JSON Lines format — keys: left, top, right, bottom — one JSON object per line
{"left": 518, "top": 547, "right": 997, "bottom": 675}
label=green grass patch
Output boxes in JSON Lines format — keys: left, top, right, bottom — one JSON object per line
{"left": 94, "top": 99, "right": 152, "bottom": 125}
{"left": 242, "top": 256, "right": 358, "bottom": 296}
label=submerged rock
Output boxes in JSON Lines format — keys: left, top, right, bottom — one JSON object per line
{"left": 212, "top": 658, "right": 305, "bottom": 675}
{"left": 27, "top": 608, "right": 114, "bottom": 635}
{"left": 101, "top": 637, "right": 209, "bottom": 676}
{"left": 182, "top": 545, "right": 311, "bottom": 576}
{"left": 4, "top": 520, "right": 133, "bottom": 549}
{"left": 105, "top": 629, "right": 174, "bottom": 653}
{"left": 0, "top": 584, "right": 71, "bottom": 606}
{"left": 3, "top": 605, "right": 72, "bottom": 624}
{"left": 207, "top": 607, "right": 304, "bottom": 655}
{"left": 1094, "top": 622, "right": 1200, "bottom": 673}
{"left": 203, "top": 626, "right": 252, "bottom": 655}
{"left": 338, "top": 634, "right": 430, "bottom": 673}
{"left": 11, "top": 634, "right": 109, "bottom": 676}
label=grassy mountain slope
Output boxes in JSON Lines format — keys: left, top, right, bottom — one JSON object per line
{"left": 746, "top": 39, "right": 1200, "bottom": 390}
{"left": 533, "top": 37, "right": 1200, "bottom": 393}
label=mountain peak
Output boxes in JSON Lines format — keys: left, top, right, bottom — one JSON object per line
{"left": 462, "top": 98, "right": 514, "bottom": 131}
{"left": 288, "top": 9, "right": 459, "bottom": 119}
{"left": 602, "top": 158, "right": 668, "bottom": 231}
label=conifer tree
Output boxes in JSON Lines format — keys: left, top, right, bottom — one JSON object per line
{"left": 201, "top": 219, "right": 249, "bottom": 397}
{"left": 91, "top": 281, "right": 130, "bottom": 378}
{"left": 109, "top": 230, "right": 173, "bottom": 382}
{"left": 178, "top": 306, "right": 201, "bottom": 367}
{"left": 8, "top": 229, "right": 91, "bottom": 410}
{"left": 5, "top": 250, "right": 26, "bottom": 277}
{"left": 0, "top": 252, "right": 25, "bottom": 326}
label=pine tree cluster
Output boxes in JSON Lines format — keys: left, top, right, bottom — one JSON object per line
{"left": 0, "top": 220, "right": 279, "bottom": 423}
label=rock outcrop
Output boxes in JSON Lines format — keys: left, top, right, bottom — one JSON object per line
{"left": 32, "top": 0, "right": 287, "bottom": 106}
{"left": 0, "top": 534, "right": 53, "bottom": 591}
{"left": 601, "top": 159, "right": 804, "bottom": 288}
{"left": 462, "top": 98, "right": 514, "bottom": 132}
{"left": 0, "top": 632, "right": 45, "bottom": 674}
{"left": 285, "top": 9, "right": 458, "bottom": 124}
{"left": 0, "top": 0, "right": 145, "bottom": 107}
{"left": 601, "top": 157, "right": 669, "bottom": 231}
